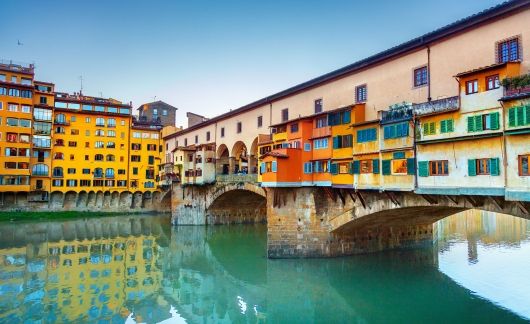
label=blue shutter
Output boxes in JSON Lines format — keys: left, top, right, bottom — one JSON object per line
{"left": 407, "top": 158, "right": 415, "bottom": 175}
{"left": 342, "top": 111, "right": 351, "bottom": 124}
{"left": 327, "top": 160, "right": 331, "bottom": 173}
{"left": 260, "top": 162, "right": 266, "bottom": 174}
{"left": 384, "top": 126, "right": 390, "bottom": 139}
{"left": 418, "top": 161, "right": 429, "bottom": 177}
{"left": 468, "top": 159, "right": 476, "bottom": 176}
{"left": 332, "top": 136, "right": 339, "bottom": 149}
{"left": 382, "top": 160, "right": 391, "bottom": 175}
{"left": 357, "top": 130, "right": 364, "bottom": 143}
{"left": 271, "top": 161, "right": 277, "bottom": 173}
{"left": 372, "top": 159, "right": 380, "bottom": 174}
{"left": 352, "top": 160, "right": 360, "bottom": 174}
{"left": 330, "top": 163, "right": 338, "bottom": 175}
{"left": 402, "top": 123, "right": 409, "bottom": 136}
{"left": 490, "top": 158, "right": 500, "bottom": 176}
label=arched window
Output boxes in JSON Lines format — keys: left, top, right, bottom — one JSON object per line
{"left": 105, "top": 168, "right": 115, "bottom": 178}
{"left": 96, "top": 117, "right": 105, "bottom": 126}
{"left": 53, "top": 167, "right": 63, "bottom": 177}
{"left": 94, "top": 168, "right": 103, "bottom": 178}
{"left": 95, "top": 154, "right": 104, "bottom": 161}
{"left": 107, "top": 118, "right": 116, "bottom": 127}
{"left": 106, "top": 154, "right": 115, "bottom": 162}
{"left": 32, "top": 164, "right": 49, "bottom": 176}
{"left": 53, "top": 152, "right": 64, "bottom": 160}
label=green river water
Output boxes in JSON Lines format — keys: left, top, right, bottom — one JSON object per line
{"left": 0, "top": 210, "right": 529, "bottom": 323}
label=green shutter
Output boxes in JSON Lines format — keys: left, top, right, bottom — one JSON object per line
{"left": 418, "top": 161, "right": 429, "bottom": 177}
{"left": 372, "top": 159, "right": 379, "bottom": 174}
{"left": 468, "top": 159, "right": 476, "bottom": 176}
{"left": 330, "top": 163, "right": 338, "bottom": 175}
{"left": 467, "top": 116, "right": 475, "bottom": 132}
{"left": 382, "top": 160, "right": 391, "bottom": 175}
{"left": 429, "top": 122, "right": 435, "bottom": 135}
{"left": 490, "top": 112, "right": 500, "bottom": 130}
{"left": 517, "top": 106, "right": 525, "bottom": 126}
{"left": 490, "top": 158, "right": 500, "bottom": 176}
{"left": 352, "top": 160, "right": 359, "bottom": 174}
{"left": 440, "top": 120, "right": 447, "bottom": 133}
{"left": 423, "top": 123, "right": 429, "bottom": 136}
{"left": 475, "top": 115, "right": 483, "bottom": 131}
{"left": 525, "top": 105, "right": 530, "bottom": 125}
{"left": 508, "top": 108, "right": 516, "bottom": 127}
{"left": 447, "top": 119, "right": 454, "bottom": 132}
{"left": 407, "top": 158, "right": 415, "bottom": 175}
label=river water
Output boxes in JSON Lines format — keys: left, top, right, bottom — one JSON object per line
{"left": 0, "top": 210, "right": 529, "bottom": 323}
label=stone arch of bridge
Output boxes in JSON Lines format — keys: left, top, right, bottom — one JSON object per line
{"left": 205, "top": 183, "right": 267, "bottom": 224}
{"left": 329, "top": 191, "right": 530, "bottom": 236}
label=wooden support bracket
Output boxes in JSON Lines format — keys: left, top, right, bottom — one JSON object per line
{"left": 337, "top": 189, "right": 346, "bottom": 205}
{"left": 347, "top": 190, "right": 356, "bottom": 203}
{"left": 355, "top": 190, "right": 367, "bottom": 209}
{"left": 488, "top": 196, "right": 503, "bottom": 212}
{"left": 385, "top": 191, "right": 401, "bottom": 206}
{"left": 464, "top": 195, "right": 480, "bottom": 208}
{"left": 445, "top": 195, "right": 458, "bottom": 205}
{"left": 515, "top": 201, "right": 529, "bottom": 216}
{"left": 421, "top": 194, "right": 438, "bottom": 205}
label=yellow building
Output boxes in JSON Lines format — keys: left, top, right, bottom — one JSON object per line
{"left": 0, "top": 61, "right": 34, "bottom": 193}
{"left": 51, "top": 93, "right": 132, "bottom": 193}
{"left": 30, "top": 80, "right": 55, "bottom": 201}
{"left": 129, "top": 118, "right": 164, "bottom": 191}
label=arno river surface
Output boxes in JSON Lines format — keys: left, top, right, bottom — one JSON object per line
{"left": 0, "top": 211, "right": 529, "bottom": 323}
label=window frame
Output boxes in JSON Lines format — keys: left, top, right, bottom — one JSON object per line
{"left": 413, "top": 66, "right": 428, "bottom": 87}
{"left": 486, "top": 74, "right": 500, "bottom": 91}
{"left": 429, "top": 160, "right": 448, "bottom": 176}
{"left": 466, "top": 79, "right": 478, "bottom": 95}
{"left": 355, "top": 84, "right": 367, "bottom": 103}
{"left": 519, "top": 154, "right": 529, "bottom": 176}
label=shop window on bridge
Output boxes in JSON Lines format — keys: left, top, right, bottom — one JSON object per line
{"left": 519, "top": 155, "right": 529, "bottom": 176}
{"left": 468, "top": 158, "right": 500, "bottom": 176}
{"left": 80, "top": 180, "right": 91, "bottom": 187}
{"left": 313, "top": 160, "right": 329, "bottom": 173}
{"left": 330, "top": 162, "right": 350, "bottom": 175}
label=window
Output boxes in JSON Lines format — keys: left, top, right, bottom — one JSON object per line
{"left": 357, "top": 128, "right": 377, "bottom": 143}
{"left": 355, "top": 84, "right": 367, "bottom": 103}
{"left": 332, "top": 135, "right": 353, "bottom": 149}
{"left": 131, "top": 155, "right": 141, "bottom": 162}
{"left": 314, "top": 138, "right": 328, "bottom": 149}
{"left": 413, "top": 66, "right": 428, "bottom": 87}
{"left": 384, "top": 123, "right": 409, "bottom": 139}
{"left": 105, "top": 168, "right": 115, "bottom": 178}
{"left": 80, "top": 180, "right": 91, "bottom": 187}
{"left": 53, "top": 167, "right": 64, "bottom": 177}
{"left": 133, "top": 167, "right": 138, "bottom": 175}
{"left": 281, "top": 108, "right": 289, "bottom": 122}
{"left": 32, "top": 164, "right": 49, "bottom": 176}
{"left": 314, "top": 99, "right": 323, "bottom": 113}
{"left": 0, "top": 74, "right": 4, "bottom": 81}
{"left": 508, "top": 105, "right": 530, "bottom": 128}
{"left": 8, "top": 89, "right": 20, "bottom": 97}
{"left": 519, "top": 155, "right": 529, "bottom": 176}
{"left": 106, "top": 154, "right": 115, "bottom": 161}
{"left": 107, "top": 118, "right": 116, "bottom": 127}
{"left": 94, "top": 168, "right": 103, "bottom": 178}
{"left": 486, "top": 75, "right": 500, "bottom": 90}
{"left": 184, "top": 138, "right": 188, "bottom": 146}
{"left": 360, "top": 160, "right": 373, "bottom": 174}
{"left": 21, "top": 78, "right": 32, "bottom": 85}
{"left": 147, "top": 144, "right": 157, "bottom": 151}
{"left": 257, "top": 116, "right": 263, "bottom": 128}
{"left": 133, "top": 132, "right": 141, "bottom": 138}
{"left": 40, "top": 96, "right": 47, "bottom": 104}
{"left": 391, "top": 159, "right": 408, "bottom": 175}
{"left": 328, "top": 111, "right": 350, "bottom": 126}
{"left": 148, "top": 156, "right": 155, "bottom": 165}
{"left": 304, "top": 143, "right": 311, "bottom": 151}
{"left": 96, "top": 118, "right": 105, "bottom": 126}
{"left": 20, "top": 90, "right": 32, "bottom": 98}
{"left": 95, "top": 154, "right": 104, "bottom": 161}
{"left": 237, "top": 122, "right": 242, "bottom": 133}
{"left": 153, "top": 108, "right": 158, "bottom": 115}
{"left": 466, "top": 80, "right": 478, "bottom": 94}
{"left": 82, "top": 169, "right": 90, "bottom": 174}
{"left": 194, "top": 135, "right": 198, "bottom": 144}
{"left": 107, "top": 130, "right": 116, "bottom": 137}
{"left": 54, "top": 152, "right": 64, "bottom": 160}
{"left": 6, "top": 133, "right": 17, "bottom": 142}
{"left": 8, "top": 104, "right": 18, "bottom": 112}
{"left": 67, "top": 168, "right": 76, "bottom": 174}
{"left": 68, "top": 141, "right": 77, "bottom": 147}
{"left": 220, "top": 127, "right": 225, "bottom": 138}
{"left": 206, "top": 131, "right": 211, "bottom": 141}
{"left": 118, "top": 169, "right": 126, "bottom": 175}
{"left": 440, "top": 119, "right": 454, "bottom": 133}
{"left": 95, "top": 141, "right": 105, "bottom": 148}
{"left": 497, "top": 37, "right": 520, "bottom": 63}
{"left": 468, "top": 158, "right": 500, "bottom": 176}
{"left": 162, "top": 109, "right": 168, "bottom": 116}
{"left": 131, "top": 143, "right": 141, "bottom": 150}
{"left": 418, "top": 160, "right": 449, "bottom": 177}
{"left": 33, "top": 108, "right": 52, "bottom": 121}
{"left": 290, "top": 123, "right": 298, "bottom": 133}
{"left": 66, "top": 180, "right": 77, "bottom": 187}
{"left": 467, "top": 112, "right": 500, "bottom": 132}
{"left": 315, "top": 116, "right": 327, "bottom": 128}
{"left": 7, "top": 118, "right": 18, "bottom": 126}
{"left": 303, "top": 162, "right": 313, "bottom": 174}
{"left": 423, "top": 122, "right": 436, "bottom": 136}
{"left": 52, "top": 179, "right": 63, "bottom": 187}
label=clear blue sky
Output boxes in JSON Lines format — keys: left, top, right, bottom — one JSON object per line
{"left": 1, "top": 0, "right": 502, "bottom": 126}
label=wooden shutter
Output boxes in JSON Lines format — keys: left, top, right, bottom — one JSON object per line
{"left": 474, "top": 115, "right": 483, "bottom": 131}
{"left": 372, "top": 159, "right": 380, "bottom": 174}
{"left": 342, "top": 111, "right": 351, "bottom": 124}
{"left": 418, "top": 161, "right": 429, "bottom": 177}
{"left": 332, "top": 136, "right": 339, "bottom": 149}
{"left": 508, "top": 107, "right": 516, "bottom": 127}
{"left": 517, "top": 106, "right": 525, "bottom": 126}
{"left": 525, "top": 105, "right": 530, "bottom": 125}
{"left": 468, "top": 159, "right": 476, "bottom": 176}
{"left": 382, "top": 160, "right": 391, "bottom": 175}
{"left": 467, "top": 116, "right": 475, "bottom": 132}
{"left": 271, "top": 161, "right": 277, "bottom": 173}
{"left": 423, "top": 123, "right": 429, "bottom": 136}
{"left": 447, "top": 119, "right": 454, "bottom": 132}
{"left": 440, "top": 120, "right": 447, "bottom": 133}
{"left": 407, "top": 158, "right": 415, "bottom": 175}
{"left": 330, "top": 163, "right": 338, "bottom": 175}
{"left": 490, "top": 158, "right": 500, "bottom": 176}
{"left": 429, "top": 122, "right": 435, "bottom": 135}
{"left": 260, "top": 163, "right": 266, "bottom": 174}
{"left": 490, "top": 112, "right": 500, "bottom": 130}
{"left": 352, "top": 160, "right": 360, "bottom": 174}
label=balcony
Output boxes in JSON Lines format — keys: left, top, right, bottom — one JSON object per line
{"left": 31, "top": 185, "right": 47, "bottom": 191}
{"left": 312, "top": 126, "right": 331, "bottom": 138}
{"left": 502, "top": 74, "right": 530, "bottom": 98}
{"left": 381, "top": 103, "right": 413, "bottom": 124}
{"left": 413, "top": 96, "right": 459, "bottom": 116}
{"left": 53, "top": 119, "right": 70, "bottom": 126}
{"left": 272, "top": 131, "right": 287, "bottom": 142}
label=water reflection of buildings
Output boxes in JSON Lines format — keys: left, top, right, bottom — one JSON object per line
{"left": 437, "top": 210, "right": 530, "bottom": 263}
{"left": 0, "top": 216, "right": 168, "bottom": 323}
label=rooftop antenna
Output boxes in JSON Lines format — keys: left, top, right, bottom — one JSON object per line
{"left": 99, "top": 91, "right": 103, "bottom": 98}
{"left": 78, "top": 76, "right": 83, "bottom": 94}
{"left": 17, "top": 40, "right": 23, "bottom": 46}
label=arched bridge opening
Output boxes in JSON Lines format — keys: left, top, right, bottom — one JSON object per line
{"left": 206, "top": 189, "right": 267, "bottom": 225}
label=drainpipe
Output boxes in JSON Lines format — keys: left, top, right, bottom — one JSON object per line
{"left": 499, "top": 101, "right": 508, "bottom": 191}
{"left": 427, "top": 46, "right": 432, "bottom": 102}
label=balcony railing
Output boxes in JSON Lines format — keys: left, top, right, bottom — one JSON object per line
{"left": 502, "top": 74, "right": 530, "bottom": 97}
{"left": 413, "top": 96, "right": 459, "bottom": 116}
{"left": 53, "top": 120, "right": 70, "bottom": 126}
{"left": 381, "top": 103, "right": 413, "bottom": 124}
{"left": 312, "top": 126, "right": 331, "bottom": 138}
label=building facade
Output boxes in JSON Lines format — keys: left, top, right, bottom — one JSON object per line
{"left": 165, "top": 1, "right": 530, "bottom": 202}
{"left": 137, "top": 100, "right": 177, "bottom": 127}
